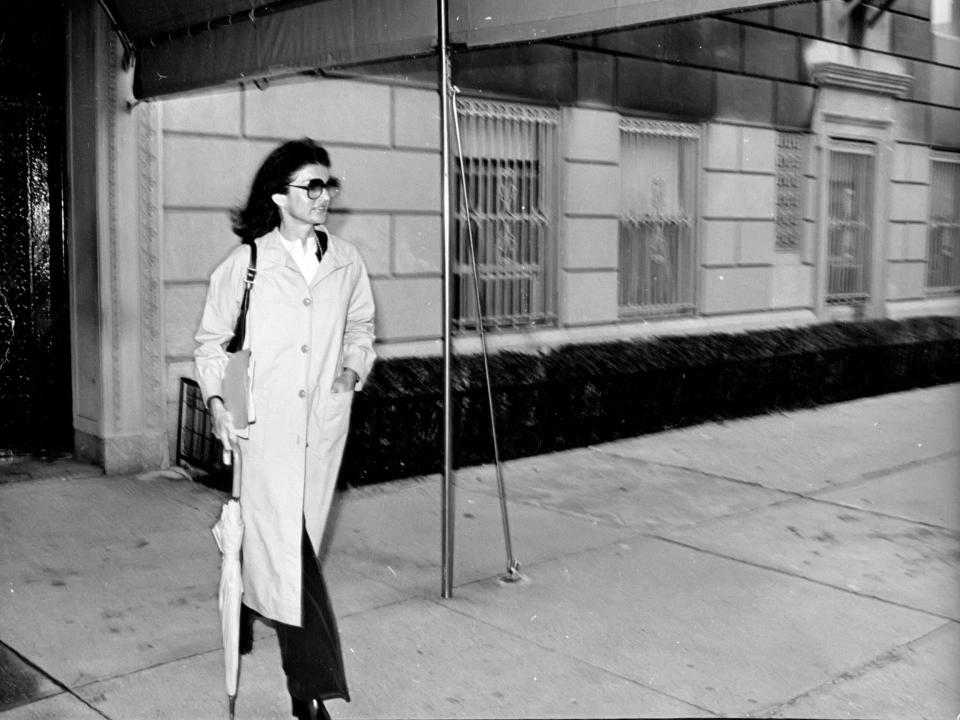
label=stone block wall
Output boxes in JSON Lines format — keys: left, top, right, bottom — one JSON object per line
{"left": 557, "top": 109, "right": 818, "bottom": 327}
{"left": 701, "top": 123, "right": 783, "bottom": 315}
{"left": 887, "top": 142, "right": 932, "bottom": 303}
{"left": 161, "top": 88, "right": 828, "bottom": 434}
{"left": 560, "top": 107, "right": 620, "bottom": 327}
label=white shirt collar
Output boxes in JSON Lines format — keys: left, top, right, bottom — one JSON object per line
{"left": 278, "top": 231, "right": 320, "bottom": 283}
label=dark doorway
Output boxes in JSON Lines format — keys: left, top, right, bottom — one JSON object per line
{"left": 0, "top": 2, "right": 72, "bottom": 459}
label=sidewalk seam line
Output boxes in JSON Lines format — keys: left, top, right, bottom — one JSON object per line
{"left": 335, "top": 529, "right": 644, "bottom": 617}
{"left": 0, "top": 640, "right": 111, "bottom": 719}
{"left": 589, "top": 450, "right": 960, "bottom": 532}
{"left": 451, "top": 476, "right": 801, "bottom": 536}
{"left": 648, "top": 535, "right": 958, "bottom": 623}
{"left": 596, "top": 447, "right": 959, "bottom": 500}
{"left": 427, "top": 598, "right": 722, "bottom": 718}
{"left": 748, "top": 618, "right": 959, "bottom": 718}
{"left": 858, "top": 449, "right": 960, "bottom": 481}
{"left": 801, "top": 495, "right": 960, "bottom": 532}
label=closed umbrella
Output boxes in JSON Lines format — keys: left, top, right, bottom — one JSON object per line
{"left": 212, "top": 449, "right": 244, "bottom": 719}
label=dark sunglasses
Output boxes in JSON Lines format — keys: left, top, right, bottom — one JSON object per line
{"left": 286, "top": 177, "right": 340, "bottom": 199}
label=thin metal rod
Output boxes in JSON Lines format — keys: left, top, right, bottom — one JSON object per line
{"left": 450, "top": 97, "right": 520, "bottom": 579}
{"left": 439, "top": 0, "right": 455, "bottom": 600}
{"left": 95, "top": 0, "right": 135, "bottom": 63}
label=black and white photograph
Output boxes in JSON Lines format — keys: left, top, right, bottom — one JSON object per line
{"left": 1, "top": 1, "right": 958, "bottom": 718}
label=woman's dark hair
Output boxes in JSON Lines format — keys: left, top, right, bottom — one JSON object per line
{"left": 231, "top": 138, "right": 332, "bottom": 242}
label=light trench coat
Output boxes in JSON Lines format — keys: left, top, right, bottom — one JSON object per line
{"left": 194, "top": 227, "right": 376, "bottom": 626}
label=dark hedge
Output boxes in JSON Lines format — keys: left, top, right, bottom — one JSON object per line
{"left": 337, "top": 316, "right": 960, "bottom": 487}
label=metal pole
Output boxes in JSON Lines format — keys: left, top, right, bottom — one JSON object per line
{"left": 449, "top": 101, "right": 521, "bottom": 582}
{"left": 438, "top": 0, "right": 455, "bottom": 599}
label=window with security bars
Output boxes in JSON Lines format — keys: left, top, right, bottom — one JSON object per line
{"left": 826, "top": 142, "right": 875, "bottom": 305}
{"left": 619, "top": 119, "right": 699, "bottom": 318}
{"left": 453, "top": 99, "right": 558, "bottom": 332}
{"left": 927, "top": 155, "right": 960, "bottom": 293}
{"left": 776, "top": 132, "right": 805, "bottom": 252}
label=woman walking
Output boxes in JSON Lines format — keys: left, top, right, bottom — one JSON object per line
{"left": 195, "top": 138, "right": 375, "bottom": 720}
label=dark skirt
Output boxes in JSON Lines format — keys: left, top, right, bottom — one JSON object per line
{"left": 274, "top": 522, "right": 350, "bottom": 703}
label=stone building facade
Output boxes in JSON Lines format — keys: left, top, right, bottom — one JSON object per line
{"left": 64, "top": 0, "right": 960, "bottom": 472}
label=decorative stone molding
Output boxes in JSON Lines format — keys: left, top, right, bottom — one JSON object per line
{"left": 810, "top": 61, "right": 912, "bottom": 98}
{"left": 69, "top": 6, "right": 169, "bottom": 472}
{"left": 106, "top": 28, "right": 122, "bottom": 429}
{"left": 803, "top": 39, "right": 913, "bottom": 99}
{"left": 138, "top": 102, "right": 166, "bottom": 439}
{"left": 801, "top": 42, "right": 905, "bottom": 323}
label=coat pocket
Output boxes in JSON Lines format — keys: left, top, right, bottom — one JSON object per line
{"left": 315, "top": 389, "right": 354, "bottom": 442}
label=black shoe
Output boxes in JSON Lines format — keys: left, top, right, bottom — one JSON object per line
{"left": 290, "top": 698, "right": 330, "bottom": 720}
{"left": 239, "top": 604, "right": 255, "bottom": 655}
{"left": 290, "top": 697, "right": 312, "bottom": 720}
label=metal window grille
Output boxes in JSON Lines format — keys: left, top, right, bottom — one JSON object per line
{"left": 176, "top": 377, "right": 224, "bottom": 475}
{"left": 453, "top": 98, "right": 558, "bottom": 332}
{"left": 826, "top": 142, "right": 875, "bottom": 305}
{"left": 619, "top": 119, "right": 699, "bottom": 318}
{"left": 776, "top": 131, "right": 805, "bottom": 252}
{"left": 926, "top": 155, "right": 960, "bottom": 293}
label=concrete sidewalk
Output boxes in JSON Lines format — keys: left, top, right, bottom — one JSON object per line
{"left": 1, "top": 384, "right": 958, "bottom": 719}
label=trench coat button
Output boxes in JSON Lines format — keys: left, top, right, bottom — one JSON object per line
{"left": 298, "top": 389, "right": 306, "bottom": 398}
{"left": 303, "top": 298, "right": 312, "bottom": 306}
{"left": 300, "top": 344, "right": 309, "bottom": 353}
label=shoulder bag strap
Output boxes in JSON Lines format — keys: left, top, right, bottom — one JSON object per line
{"left": 314, "top": 228, "right": 328, "bottom": 262}
{"left": 226, "top": 241, "right": 258, "bottom": 353}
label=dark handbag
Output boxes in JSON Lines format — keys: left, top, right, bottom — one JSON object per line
{"left": 222, "top": 242, "right": 258, "bottom": 432}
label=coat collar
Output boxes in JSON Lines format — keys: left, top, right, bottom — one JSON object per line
{"left": 257, "top": 227, "right": 352, "bottom": 285}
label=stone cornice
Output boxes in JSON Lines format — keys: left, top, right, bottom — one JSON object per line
{"left": 810, "top": 61, "right": 913, "bottom": 98}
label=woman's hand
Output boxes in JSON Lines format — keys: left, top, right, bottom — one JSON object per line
{"left": 331, "top": 368, "right": 359, "bottom": 394}
{"left": 208, "top": 397, "right": 238, "bottom": 465}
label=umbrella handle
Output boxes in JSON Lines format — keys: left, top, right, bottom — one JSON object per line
{"left": 231, "top": 441, "right": 241, "bottom": 499}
